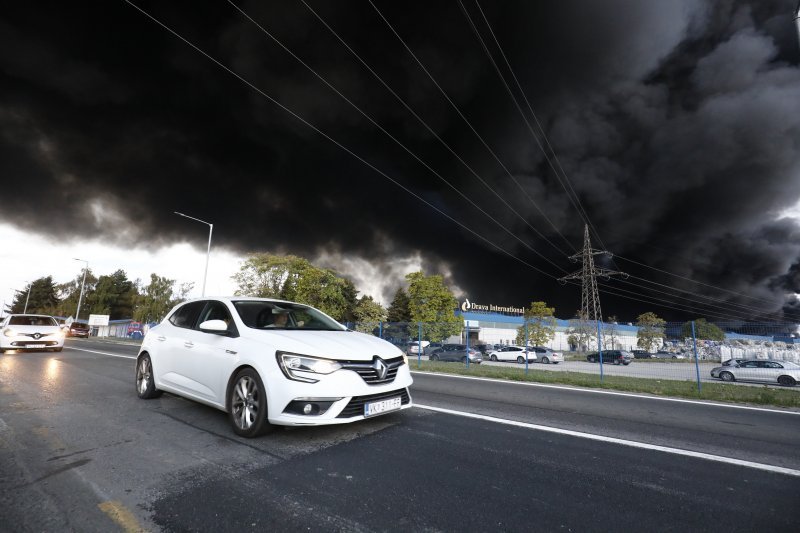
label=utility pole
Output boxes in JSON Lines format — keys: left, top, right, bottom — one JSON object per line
{"left": 559, "top": 225, "right": 627, "bottom": 350}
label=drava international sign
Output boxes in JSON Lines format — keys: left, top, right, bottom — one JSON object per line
{"left": 460, "top": 299, "right": 524, "bottom": 315}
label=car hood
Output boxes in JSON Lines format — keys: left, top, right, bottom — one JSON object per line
{"left": 4, "top": 325, "right": 61, "bottom": 334}
{"left": 241, "top": 329, "right": 405, "bottom": 361}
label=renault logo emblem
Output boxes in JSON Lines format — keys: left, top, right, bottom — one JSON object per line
{"left": 373, "top": 357, "right": 388, "bottom": 380}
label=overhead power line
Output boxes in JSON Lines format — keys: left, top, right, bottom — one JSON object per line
{"left": 123, "top": 0, "right": 564, "bottom": 282}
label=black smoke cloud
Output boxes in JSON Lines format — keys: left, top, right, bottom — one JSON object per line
{"left": 1, "top": 0, "right": 799, "bottom": 321}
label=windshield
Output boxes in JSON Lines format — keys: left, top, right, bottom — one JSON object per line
{"left": 232, "top": 301, "right": 346, "bottom": 331}
{"left": 9, "top": 316, "right": 58, "bottom": 327}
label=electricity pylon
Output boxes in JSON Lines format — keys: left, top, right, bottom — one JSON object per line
{"left": 559, "top": 225, "right": 627, "bottom": 348}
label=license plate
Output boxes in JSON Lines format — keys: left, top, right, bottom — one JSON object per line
{"left": 364, "top": 397, "right": 402, "bottom": 417}
{"left": 25, "top": 344, "right": 46, "bottom": 349}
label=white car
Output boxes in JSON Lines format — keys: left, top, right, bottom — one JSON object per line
{"left": 0, "top": 314, "right": 65, "bottom": 352}
{"left": 710, "top": 359, "right": 799, "bottom": 387}
{"left": 136, "top": 297, "right": 414, "bottom": 437}
{"left": 487, "top": 345, "right": 535, "bottom": 363}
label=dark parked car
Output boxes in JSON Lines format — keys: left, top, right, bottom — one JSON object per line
{"left": 429, "top": 344, "right": 482, "bottom": 364}
{"left": 631, "top": 350, "right": 652, "bottom": 359}
{"left": 68, "top": 322, "right": 90, "bottom": 338}
{"left": 586, "top": 350, "right": 632, "bottom": 365}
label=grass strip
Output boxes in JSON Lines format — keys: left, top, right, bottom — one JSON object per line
{"left": 411, "top": 360, "right": 800, "bottom": 409}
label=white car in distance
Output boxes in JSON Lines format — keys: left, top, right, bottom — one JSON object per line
{"left": 136, "top": 297, "right": 414, "bottom": 437}
{"left": 0, "top": 314, "right": 65, "bottom": 352}
{"left": 487, "top": 345, "right": 535, "bottom": 363}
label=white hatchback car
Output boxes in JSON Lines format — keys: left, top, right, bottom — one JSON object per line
{"left": 0, "top": 314, "right": 65, "bottom": 352}
{"left": 136, "top": 297, "right": 414, "bottom": 437}
{"left": 487, "top": 345, "right": 535, "bottom": 363}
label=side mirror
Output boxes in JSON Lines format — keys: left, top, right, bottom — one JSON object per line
{"left": 199, "top": 319, "right": 229, "bottom": 335}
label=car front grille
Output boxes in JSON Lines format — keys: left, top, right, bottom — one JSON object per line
{"left": 340, "top": 355, "right": 405, "bottom": 385}
{"left": 336, "top": 388, "right": 411, "bottom": 418}
{"left": 12, "top": 341, "right": 58, "bottom": 347}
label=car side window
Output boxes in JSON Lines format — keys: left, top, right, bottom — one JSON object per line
{"left": 168, "top": 301, "right": 206, "bottom": 329}
{"left": 742, "top": 361, "right": 759, "bottom": 368}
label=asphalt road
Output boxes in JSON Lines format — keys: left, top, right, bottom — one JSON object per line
{"left": 1, "top": 338, "right": 799, "bottom": 532}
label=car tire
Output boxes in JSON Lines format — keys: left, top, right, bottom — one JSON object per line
{"left": 542, "top": 357, "right": 550, "bottom": 364}
{"left": 613, "top": 359, "right": 621, "bottom": 365}
{"left": 136, "top": 353, "right": 162, "bottom": 399}
{"left": 228, "top": 368, "right": 272, "bottom": 438}
{"left": 777, "top": 375, "right": 796, "bottom": 387}
{"left": 431, "top": 355, "right": 439, "bottom": 361}
{"left": 461, "top": 356, "right": 467, "bottom": 363}
{"left": 54, "top": 347, "right": 63, "bottom": 352}
{"left": 720, "top": 371, "right": 735, "bottom": 382}
{"left": 588, "top": 356, "right": 596, "bottom": 363}
{"left": 490, "top": 354, "right": 497, "bottom": 362}
{"left": 517, "top": 356, "right": 525, "bottom": 364}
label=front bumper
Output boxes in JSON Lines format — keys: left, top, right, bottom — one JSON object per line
{"left": 0, "top": 336, "right": 64, "bottom": 350}
{"left": 266, "top": 364, "right": 414, "bottom": 426}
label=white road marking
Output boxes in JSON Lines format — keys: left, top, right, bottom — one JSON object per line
{"left": 411, "top": 371, "right": 800, "bottom": 416}
{"left": 415, "top": 404, "right": 800, "bottom": 477}
{"left": 68, "top": 347, "right": 136, "bottom": 360}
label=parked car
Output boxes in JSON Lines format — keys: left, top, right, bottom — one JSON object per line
{"left": 0, "top": 314, "right": 65, "bottom": 352}
{"left": 406, "top": 340, "right": 431, "bottom": 356}
{"left": 710, "top": 360, "right": 799, "bottom": 386}
{"left": 586, "top": 350, "right": 632, "bottom": 365}
{"left": 653, "top": 350, "right": 686, "bottom": 359}
{"left": 631, "top": 350, "right": 652, "bottom": 359}
{"left": 135, "top": 297, "right": 414, "bottom": 437}
{"left": 488, "top": 345, "right": 535, "bottom": 363}
{"left": 528, "top": 346, "right": 563, "bottom": 364}
{"left": 429, "top": 344, "right": 482, "bottom": 364}
{"left": 67, "top": 322, "right": 90, "bottom": 338}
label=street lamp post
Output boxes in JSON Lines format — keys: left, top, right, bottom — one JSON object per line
{"left": 174, "top": 212, "right": 213, "bottom": 297}
{"left": 73, "top": 258, "right": 89, "bottom": 322}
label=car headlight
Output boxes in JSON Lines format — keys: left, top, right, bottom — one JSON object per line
{"left": 3, "top": 328, "right": 17, "bottom": 337}
{"left": 402, "top": 354, "right": 408, "bottom": 365}
{"left": 276, "top": 352, "right": 342, "bottom": 383}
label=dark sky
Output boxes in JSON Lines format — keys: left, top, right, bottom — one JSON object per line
{"left": 2, "top": 0, "right": 800, "bottom": 322}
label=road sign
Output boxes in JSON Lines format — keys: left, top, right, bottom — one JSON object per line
{"left": 88, "top": 314, "right": 110, "bottom": 327}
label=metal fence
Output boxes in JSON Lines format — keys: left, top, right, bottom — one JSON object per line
{"left": 345, "top": 320, "right": 800, "bottom": 391}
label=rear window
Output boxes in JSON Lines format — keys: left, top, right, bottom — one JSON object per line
{"left": 71, "top": 323, "right": 89, "bottom": 328}
{"left": 9, "top": 316, "right": 58, "bottom": 327}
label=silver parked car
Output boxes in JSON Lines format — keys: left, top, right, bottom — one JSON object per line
{"left": 710, "top": 360, "right": 799, "bottom": 387}
{"left": 528, "top": 346, "right": 563, "bottom": 364}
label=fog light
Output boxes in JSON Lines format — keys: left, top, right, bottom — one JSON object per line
{"left": 303, "top": 403, "right": 313, "bottom": 414}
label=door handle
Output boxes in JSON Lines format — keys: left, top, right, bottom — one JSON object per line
{"left": 157, "top": 336, "right": 166, "bottom": 341}
{"left": 184, "top": 341, "right": 194, "bottom": 348}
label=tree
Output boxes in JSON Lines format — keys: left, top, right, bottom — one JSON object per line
{"left": 134, "top": 274, "right": 177, "bottom": 324}
{"left": 515, "top": 301, "right": 556, "bottom": 347}
{"left": 681, "top": 318, "right": 725, "bottom": 341}
{"left": 386, "top": 288, "right": 411, "bottom": 323}
{"left": 86, "top": 270, "right": 138, "bottom": 320}
{"left": 10, "top": 277, "right": 59, "bottom": 315}
{"left": 353, "top": 296, "right": 387, "bottom": 334}
{"left": 232, "top": 253, "right": 357, "bottom": 321}
{"left": 566, "top": 311, "right": 595, "bottom": 351}
{"left": 605, "top": 315, "right": 620, "bottom": 350}
{"left": 405, "top": 271, "right": 461, "bottom": 342}
{"left": 636, "top": 312, "right": 666, "bottom": 352}
{"left": 55, "top": 269, "right": 99, "bottom": 319}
